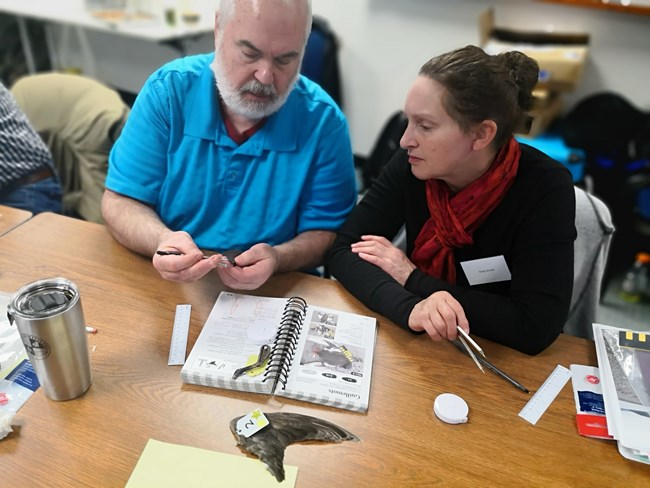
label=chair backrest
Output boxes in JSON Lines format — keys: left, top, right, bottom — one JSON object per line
{"left": 10, "top": 72, "right": 129, "bottom": 223}
{"left": 301, "top": 16, "right": 343, "bottom": 109}
{"left": 361, "top": 111, "right": 407, "bottom": 192}
{"left": 564, "top": 186, "right": 615, "bottom": 339}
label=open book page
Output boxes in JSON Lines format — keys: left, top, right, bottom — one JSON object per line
{"left": 181, "top": 292, "right": 288, "bottom": 394}
{"left": 277, "top": 304, "right": 377, "bottom": 412}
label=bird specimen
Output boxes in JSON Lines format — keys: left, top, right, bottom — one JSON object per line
{"left": 230, "top": 411, "right": 359, "bottom": 482}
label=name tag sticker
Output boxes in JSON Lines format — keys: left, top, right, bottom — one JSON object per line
{"left": 461, "top": 255, "right": 511, "bottom": 286}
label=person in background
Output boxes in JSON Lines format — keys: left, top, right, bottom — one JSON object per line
{"left": 10, "top": 72, "right": 130, "bottom": 224}
{"left": 102, "top": 0, "right": 356, "bottom": 290}
{"left": 0, "top": 81, "right": 62, "bottom": 214}
{"left": 327, "top": 45, "right": 576, "bottom": 355}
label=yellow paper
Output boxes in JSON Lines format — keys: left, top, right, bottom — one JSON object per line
{"left": 125, "top": 439, "right": 298, "bottom": 488}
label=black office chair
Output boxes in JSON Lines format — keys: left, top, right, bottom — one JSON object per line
{"left": 355, "top": 111, "right": 407, "bottom": 194}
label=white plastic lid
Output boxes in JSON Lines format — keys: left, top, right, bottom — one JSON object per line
{"left": 433, "top": 393, "right": 469, "bottom": 424}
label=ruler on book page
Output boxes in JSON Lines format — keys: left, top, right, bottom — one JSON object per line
{"left": 168, "top": 304, "right": 191, "bottom": 366}
{"left": 518, "top": 364, "right": 572, "bottom": 425}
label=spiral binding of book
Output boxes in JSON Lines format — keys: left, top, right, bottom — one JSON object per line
{"left": 181, "top": 291, "right": 376, "bottom": 411}
{"left": 264, "top": 296, "right": 307, "bottom": 389}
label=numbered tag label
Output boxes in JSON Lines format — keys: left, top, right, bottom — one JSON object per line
{"left": 236, "top": 409, "right": 270, "bottom": 438}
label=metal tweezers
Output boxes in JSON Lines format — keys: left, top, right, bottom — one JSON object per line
{"left": 456, "top": 326, "right": 486, "bottom": 373}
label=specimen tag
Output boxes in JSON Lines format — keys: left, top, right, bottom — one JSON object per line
{"left": 236, "top": 408, "right": 270, "bottom": 438}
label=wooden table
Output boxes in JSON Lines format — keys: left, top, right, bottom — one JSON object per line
{"left": 0, "top": 213, "right": 648, "bottom": 487}
{"left": 0, "top": 204, "right": 31, "bottom": 236}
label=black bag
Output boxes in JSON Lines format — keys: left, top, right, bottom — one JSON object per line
{"left": 560, "top": 92, "right": 650, "bottom": 278}
{"left": 560, "top": 92, "right": 645, "bottom": 163}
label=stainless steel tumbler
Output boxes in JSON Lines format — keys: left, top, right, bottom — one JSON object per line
{"left": 7, "top": 278, "right": 92, "bottom": 401}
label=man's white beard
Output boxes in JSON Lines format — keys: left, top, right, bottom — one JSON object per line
{"left": 211, "top": 53, "right": 300, "bottom": 120}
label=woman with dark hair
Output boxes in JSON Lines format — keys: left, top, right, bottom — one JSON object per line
{"left": 327, "top": 45, "right": 576, "bottom": 355}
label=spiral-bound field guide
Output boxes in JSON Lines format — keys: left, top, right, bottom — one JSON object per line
{"left": 181, "top": 292, "right": 377, "bottom": 412}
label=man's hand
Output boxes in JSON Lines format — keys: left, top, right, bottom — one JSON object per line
{"left": 351, "top": 235, "right": 416, "bottom": 285}
{"left": 216, "top": 243, "right": 279, "bottom": 290}
{"left": 408, "top": 291, "right": 469, "bottom": 341}
{"left": 153, "top": 231, "right": 219, "bottom": 282}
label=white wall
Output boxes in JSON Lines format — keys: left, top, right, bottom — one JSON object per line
{"left": 50, "top": 0, "right": 650, "bottom": 155}
{"left": 42, "top": 0, "right": 217, "bottom": 93}
{"left": 311, "top": 0, "right": 650, "bottom": 154}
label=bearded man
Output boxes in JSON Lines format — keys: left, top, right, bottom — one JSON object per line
{"left": 102, "top": 0, "right": 356, "bottom": 290}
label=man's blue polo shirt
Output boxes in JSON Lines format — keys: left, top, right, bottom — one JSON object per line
{"left": 106, "top": 53, "right": 356, "bottom": 251}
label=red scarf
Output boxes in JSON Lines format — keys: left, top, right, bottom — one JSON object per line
{"left": 411, "top": 137, "right": 520, "bottom": 283}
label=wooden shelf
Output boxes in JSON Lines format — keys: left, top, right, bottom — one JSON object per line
{"left": 540, "top": 0, "right": 650, "bottom": 16}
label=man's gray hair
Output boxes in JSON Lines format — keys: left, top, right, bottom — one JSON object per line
{"left": 217, "top": 0, "right": 312, "bottom": 43}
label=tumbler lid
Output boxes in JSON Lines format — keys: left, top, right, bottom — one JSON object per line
{"left": 9, "top": 278, "right": 79, "bottom": 319}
